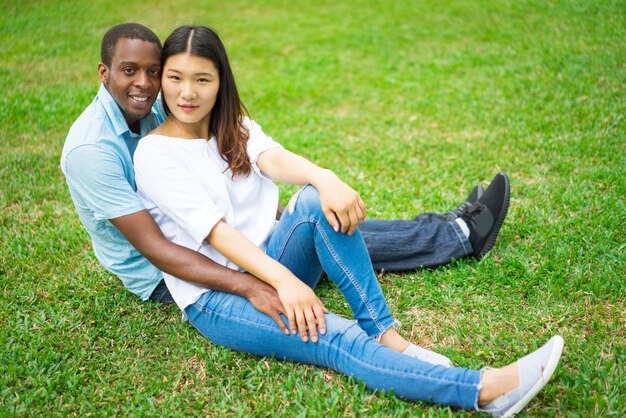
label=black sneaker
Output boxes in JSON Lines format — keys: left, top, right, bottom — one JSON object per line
{"left": 460, "top": 173, "right": 510, "bottom": 259}
{"left": 446, "top": 184, "right": 485, "bottom": 220}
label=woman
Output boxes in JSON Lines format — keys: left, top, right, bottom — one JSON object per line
{"left": 134, "top": 25, "right": 564, "bottom": 416}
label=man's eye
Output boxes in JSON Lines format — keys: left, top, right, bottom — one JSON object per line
{"left": 123, "top": 68, "right": 135, "bottom": 75}
{"left": 149, "top": 69, "right": 160, "bottom": 77}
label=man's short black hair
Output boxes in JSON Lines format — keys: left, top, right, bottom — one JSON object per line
{"left": 101, "top": 23, "right": 162, "bottom": 66}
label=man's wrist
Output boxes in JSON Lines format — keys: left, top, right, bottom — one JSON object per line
{"left": 235, "top": 271, "right": 272, "bottom": 300}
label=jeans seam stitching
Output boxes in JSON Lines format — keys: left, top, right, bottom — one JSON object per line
{"left": 313, "top": 219, "right": 387, "bottom": 335}
{"left": 193, "top": 301, "right": 279, "bottom": 332}
{"left": 190, "top": 302, "right": 478, "bottom": 390}
{"left": 273, "top": 218, "right": 311, "bottom": 263}
{"left": 273, "top": 214, "right": 388, "bottom": 336}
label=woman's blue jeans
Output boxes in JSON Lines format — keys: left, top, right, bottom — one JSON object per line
{"left": 185, "top": 186, "right": 481, "bottom": 409}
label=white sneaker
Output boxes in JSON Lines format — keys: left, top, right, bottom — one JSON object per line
{"left": 403, "top": 343, "right": 453, "bottom": 367}
{"left": 481, "top": 335, "right": 565, "bottom": 417}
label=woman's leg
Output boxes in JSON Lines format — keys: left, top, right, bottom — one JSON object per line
{"left": 266, "top": 185, "right": 451, "bottom": 362}
{"left": 265, "top": 185, "right": 395, "bottom": 337}
{"left": 185, "top": 290, "right": 481, "bottom": 409}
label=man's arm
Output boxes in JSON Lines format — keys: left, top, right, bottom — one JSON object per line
{"left": 110, "top": 209, "right": 288, "bottom": 334}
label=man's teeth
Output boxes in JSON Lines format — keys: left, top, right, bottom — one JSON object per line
{"left": 131, "top": 96, "right": 148, "bottom": 102}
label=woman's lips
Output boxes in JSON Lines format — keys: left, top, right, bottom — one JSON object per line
{"left": 179, "top": 104, "right": 198, "bottom": 113}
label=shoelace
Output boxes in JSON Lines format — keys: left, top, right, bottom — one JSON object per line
{"left": 454, "top": 202, "right": 472, "bottom": 215}
{"left": 461, "top": 203, "right": 485, "bottom": 225}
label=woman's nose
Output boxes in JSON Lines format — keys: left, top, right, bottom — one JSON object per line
{"left": 181, "top": 82, "right": 196, "bottom": 99}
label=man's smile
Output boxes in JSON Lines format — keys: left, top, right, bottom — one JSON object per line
{"left": 130, "top": 95, "right": 149, "bottom": 103}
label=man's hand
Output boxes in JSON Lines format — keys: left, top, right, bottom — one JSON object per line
{"left": 316, "top": 172, "right": 366, "bottom": 236}
{"left": 243, "top": 276, "right": 289, "bottom": 335}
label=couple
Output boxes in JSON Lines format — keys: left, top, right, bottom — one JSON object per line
{"left": 61, "top": 23, "right": 563, "bottom": 416}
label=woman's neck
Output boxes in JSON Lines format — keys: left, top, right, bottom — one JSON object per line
{"left": 156, "top": 115, "right": 210, "bottom": 140}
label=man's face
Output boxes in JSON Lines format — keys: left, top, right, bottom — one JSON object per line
{"left": 98, "top": 38, "right": 161, "bottom": 129}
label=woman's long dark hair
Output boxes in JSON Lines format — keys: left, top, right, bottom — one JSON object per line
{"left": 161, "top": 25, "right": 251, "bottom": 177}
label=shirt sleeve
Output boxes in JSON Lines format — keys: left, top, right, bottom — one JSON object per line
{"left": 245, "top": 119, "right": 283, "bottom": 177}
{"left": 64, "top": 144, "right": 144, "bottom": 220}
{"left": 134, "top": 139, "right": 227, "bottom": 246}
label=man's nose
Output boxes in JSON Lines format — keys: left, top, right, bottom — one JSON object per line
{"left": 134, "top": 70, "right": 151, "bottom": 88}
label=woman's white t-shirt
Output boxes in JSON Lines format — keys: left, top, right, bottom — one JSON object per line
{"left": 134, "top": 118, "right": 283, "bottom": 312}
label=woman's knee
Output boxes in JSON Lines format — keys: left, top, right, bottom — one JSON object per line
{"left": 287, "top": 185, "right": 324, "bottom": 218}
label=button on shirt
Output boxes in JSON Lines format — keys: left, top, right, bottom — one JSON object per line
{"left": 60, "top": 84, "right": 165, "bottom": 300}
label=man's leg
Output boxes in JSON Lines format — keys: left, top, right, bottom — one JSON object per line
{"left": 148, "top": 279, "right": 175, "bottom": 303}
{"left": 360, "top": 175, "right": 509, "bottom": 271}
{"left": 360, "top": 213, "right": 472, "bottom": 271}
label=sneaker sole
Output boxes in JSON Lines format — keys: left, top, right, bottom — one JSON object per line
{"left": 501, "top": 335, "right": 565, "bottom": 418}
{"left": 476, "top": 173, "right": 510, "bottom": 259}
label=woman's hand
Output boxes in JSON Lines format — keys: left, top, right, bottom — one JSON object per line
{"left": 256, "top": 149, "right": 366, "bottom": 234}
{"left": 275, "top": 278, "right": 328, "bottom": 342}
{"left": 316, "top": 171, "right": 366, "bottom": 235}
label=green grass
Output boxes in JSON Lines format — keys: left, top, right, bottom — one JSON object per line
{"left": 1, "top": 0, "right": 624, "bottom": 416}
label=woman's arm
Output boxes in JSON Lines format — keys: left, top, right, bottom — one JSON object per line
{"left": 207, "top": 220, "right": 328, "bottom": 343}
{"left": 257, "top": 148, "right": 366, "bottom": 235}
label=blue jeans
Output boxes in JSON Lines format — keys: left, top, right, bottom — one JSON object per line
{"left": 360, "top": 213, "right": 472, "bottom": 271}
{"left": 150, "top": 192, "right": 472, "bottom": 302}
{"left": 185, "top": 186, "right": 481, "bottom": 409}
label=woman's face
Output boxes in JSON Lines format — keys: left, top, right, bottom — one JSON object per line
{"left": 161, "top": 52, "right": 220, "bottom": 136}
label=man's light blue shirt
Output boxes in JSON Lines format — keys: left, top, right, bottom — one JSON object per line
{"left": 61, "top": 84, "right": 166, "bottom": 300}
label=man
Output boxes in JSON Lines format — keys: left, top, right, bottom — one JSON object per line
{"left": 61, "top": 23, "right": 509, "bottom": 334}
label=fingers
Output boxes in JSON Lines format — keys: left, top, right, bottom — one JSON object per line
{"left": 322, "top": 192, "right": 367, "bottom": 235}
{"left": 336, "top": 209, "right": 350, "bottom": 234}
{"left": 313, "top": 303, "right": 326, "bottom": 335}
{"left": 286, "top": 304, "right": 327, "bottom": 342}
{"left": 270, "top": 310, "right": 290, "bottom": 335}
{"left": 268, "top": 294, "right": 289, "bottom": 335}
{"left": 328, "top": 204, "right": 365, "bottom": 235}
{"left": 347, "top": 208, "right": 360, "bottom": 236}
{"left": 277, "top": 283, "right": 327, "bottom": 342}
{"left": 295, "top": 309, "right": 309, "bottom": 342}
{"left": 304, "top": 308, "right": 318, "bottom": 342}
{"left": 358, "top": 196, "right": 366, "bottom": 219}
{"left": 287, "top": 308, "right": 298, "bottom": 337}
{"left": 323, "top": 209, "right": 340, "bottom": 232}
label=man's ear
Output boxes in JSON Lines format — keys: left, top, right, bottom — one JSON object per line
{"left": 98, "top": 62, "right": 109, "bottom": 84}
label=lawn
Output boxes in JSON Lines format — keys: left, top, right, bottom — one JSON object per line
{"left": 1, "top": 0, "right": 624, "bottom": 416}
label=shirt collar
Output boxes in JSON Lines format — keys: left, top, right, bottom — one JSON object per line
{"left": 97, "top": 84, "right": 160, "bottom": 139}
